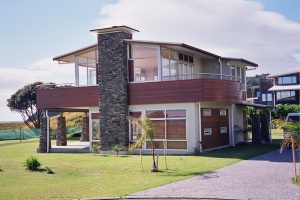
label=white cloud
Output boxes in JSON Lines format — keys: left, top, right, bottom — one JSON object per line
{"left": 97, "top": 0, "right": 300, "bottom": 75}
{"left": 0, "top": 58, "right": 74, "bottom": 121}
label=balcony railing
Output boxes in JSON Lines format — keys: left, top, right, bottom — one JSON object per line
{"left": 161, "top": 73, "right": 241, "bottom": 82}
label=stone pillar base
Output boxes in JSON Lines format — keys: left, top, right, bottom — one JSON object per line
{"left": 56, "top": 117, "right": 67, "bottom": 146}
{"left": 81, "top": 117, "right": 89, "bottom": 142}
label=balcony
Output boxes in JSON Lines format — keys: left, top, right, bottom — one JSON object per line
{"left": 128, "top": 74, "right": 242, "bottom": 105}
{"left": 36, "top": 83, "right": 99, "bottom": 109}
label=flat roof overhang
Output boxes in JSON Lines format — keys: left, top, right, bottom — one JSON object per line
{"left": 90, "top": 25, "right": 139, "bottom": 34}
{"left": 237, "top": 101, "right": 273, "bottom": 108}
{"left": 268, "top": 85, "right": 300, "bottom": 91}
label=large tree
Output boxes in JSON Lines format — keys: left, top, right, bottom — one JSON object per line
{"left": 7, "top": 81, "right": 43, "bottom": 129}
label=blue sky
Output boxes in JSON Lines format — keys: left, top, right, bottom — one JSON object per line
{"left": 0, "top": 0, "right": 299, "bottom": 121}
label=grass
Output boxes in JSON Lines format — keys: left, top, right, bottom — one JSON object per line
{"left": 292, "top": 176, "right": 300, "bottom": 187}
{"left": 272, "top": 128, "right": 284, "bottom": 143}
{"left": 0, "top": 139, "right": 279, "bottom": 199}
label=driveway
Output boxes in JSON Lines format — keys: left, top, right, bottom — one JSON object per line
{"left": 127, "top": 148, "right": 300, "bottom": 200}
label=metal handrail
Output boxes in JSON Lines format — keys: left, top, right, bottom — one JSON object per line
{"left": 161, "top": 73, "right": 241, "bottom": 82}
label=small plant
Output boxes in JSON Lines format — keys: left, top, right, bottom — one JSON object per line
{"left": 92, "top": 144, "right": 100, "bottom": 155}
{"left": 45, "top": 166, "right": 54, "bottom": 174}
{"left": 112, "top": 144, "right": 121, "bottom": 157}
{"left": 24, "top": 156, "right": 41, "bottom": 171}
{"left": 0, "top": 166, "right": 2, "bottom": 171}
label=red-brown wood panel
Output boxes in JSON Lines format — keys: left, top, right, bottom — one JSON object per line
{"left": 37, "top": 86, "right": 99, "bottom": 109}
{"left": 203, "top": 79, "right": 241, "bottom": 103}
{"left": 201, "top": 108, "right": 229, "bottom": 150}
{"left": 128, "top": 79, "right": 241, "bottom": 105}
{"left": 128, "top": 60, "right": 134, "bottom": 82}
{"left": 128, "top": 79, "right": 204, "bottom": 105}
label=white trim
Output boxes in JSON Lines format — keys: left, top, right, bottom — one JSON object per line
{"left": 75, "top": 55, "right": 79, "bottom": 86}
{"left": 231, "top": 104, "right": 235, "bottom": 146}
{"left": 46, "top": 110, "right": 49, "bottom": 153}
{"left": 198, "top": 102, "right": 202, "bottom": 152}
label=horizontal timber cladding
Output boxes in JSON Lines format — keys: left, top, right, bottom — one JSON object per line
{"left": 202, "top": 79, "right": 241, "bottom": 103}
{"left": 201, "top": 108, "right": 229, "bottom": 150}
{"left": 128, "top": 79, "right": 242, "bottom": 105}
{"left": 128, "top": 79, "right": 204, "bottom": 105}
{"left": 36, "top": 86, "right": 99, "bottom": 109}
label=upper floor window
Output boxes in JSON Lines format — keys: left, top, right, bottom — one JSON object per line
{"left": 161, "top": 47, "right": 194, "bottom": 81}
{"left": 129, "top": 45, "right": 158, "bottom": 82}
{"left": 278, "top": 76, "right": 297, "bottom": 85}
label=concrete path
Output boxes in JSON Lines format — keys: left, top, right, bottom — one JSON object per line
{"left": 127, "top": 149, "right": 300, "bottom": 200}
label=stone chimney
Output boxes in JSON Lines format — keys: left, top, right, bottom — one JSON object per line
{"left": 91, "top": 26, "right": 139, "bottom": 151}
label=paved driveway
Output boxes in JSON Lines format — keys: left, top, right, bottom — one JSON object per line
{"left": 127, "top": 149, "right": 300, "bottom": 200}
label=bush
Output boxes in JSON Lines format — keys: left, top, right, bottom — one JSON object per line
{"left": 45, "top": 166, "right": 54, "bottom": 174}
{"left": 24, "top": 156, "right": 41, "bottom": 171}
{"left": 112, "top": 144, "right": 121, "bottom": 157}
{"left": 274, "top": 104, "right": 300, "bottom": 119}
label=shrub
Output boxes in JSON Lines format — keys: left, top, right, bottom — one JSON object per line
{"left": 45, "top": 166, "right": 54, "bottom": 174}
{"left": 92, "top": 144, "right": 100, "bottom": 155}
{"left": 24, "top": 156, "right": 41, "bottom": 171}
{"left": 112, "top": 144, "right": 121, "bottom": 157}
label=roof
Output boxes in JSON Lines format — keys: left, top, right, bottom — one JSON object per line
{"left": 237, "top": 101, "right": 273, "bottom": 108}
{"left": 268, "top": 84, "right": 300, "bottom": 91}
{"left": 53, "top": 44, "right": 97, "bottom": 63}
{"left": 267, "top": 68, "right": 300, "bottom": 78}
{"left": 90, "top": 25, "right": 139, "bottom": 34}
{"left": 53, "top": 39, "right": 258, "bottom": 67}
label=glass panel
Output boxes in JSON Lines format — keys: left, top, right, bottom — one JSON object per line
{"left": 130, "top": 120, "right": 141, "bottom": 140}
{"left": 291, "top": 91, "right": 296, "bottom": 100}
{"left": 170, "top": 50, "right": 177, "bottom": 59}
{"left": 276, "top": 92, "right": 281, "bottom": 100}
{"left": 166, "top": 109, "right": 186, "bottom": 118}
{"left": 146, "top": 110, "right": 165, "bottom": 118}
{"left": 231, "top": 66, "right": 236, "bottom": 77}
{"left": 161, "top": 47, "right": 169, "bottom": 58}
{"left": 162, "top": 58, "right": 170, "bottom": 80}
{"left": 152, "top": 120, "right": 165, "bottom": 139}
{"left": 146, "top": 141, "right": 164, "bottom": 149}
{"left": 170, "top": 60, "right": 178, "bottom": 80}
{"left": 134, "top": 58, "right": 158, "bottom": 81}
{"left": 166, "top": 119, "right": 186, "bottom": 140}
{"left": 79, "top": 66, "right": 88, "bottom": 85}
{"left": 262, "top": 94, "right": 266, "bottom": 101}
{"left": 133, "top": 45, "right": 157, "bottom": 58}
{"left": 167, "top": 141, "right": 187, "bottom": 149}
{"left": 278, "top": 77, "right": 283, "bottom": 84}
{"left": 92, "top": 119, "right": 100, "bottom": 140}
{"left": 237, "top": 67, "right": 241, "bottom": 78}
{"left": 267, "top": 93, "right": 272, "bottom": 101}
{"left": 89, "top": 69, "right": 97, "bottom": 85}
{"left": 179, "top": 53, "right": 183, "bottom": 61}
{"left": 129, "top": 111, "right": 142, "bottom": 118}
{"left": 282, "top": 77, "right": 291, "bottom": 84}
{"left": 292, "top": 76, "right": 297, "bottom": 84}
{"left": 281, "top": 91, "right": 290, "bottom": 100}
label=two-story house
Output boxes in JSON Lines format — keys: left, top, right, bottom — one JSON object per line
{"left": 267, "top": 68, "right": 300, "bottom": 106}
{"left": 37, "top": 26, "right": 264, "bottom": 154}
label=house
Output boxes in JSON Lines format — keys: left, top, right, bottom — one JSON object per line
{"left": 36, "top": 25, "right": 270, "bottom": 154}
{"left": 249, "top": 78, "right": 273, "bottom": 105}
{"left": 267, "top": 68, "right": 300, "bottom": 106}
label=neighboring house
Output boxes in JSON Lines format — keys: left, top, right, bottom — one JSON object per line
{"left": 267, "top": 68, "right": 300, "bottom": 106}
{"left": 36, "top": 26, "right": 268, "bottom": 154}
{"left": 249, "top": 78, "right": 273, "bottom": 105}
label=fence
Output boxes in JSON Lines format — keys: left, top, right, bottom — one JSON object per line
{"left": 0, "top": 126, "right": 82, "bottom": 140}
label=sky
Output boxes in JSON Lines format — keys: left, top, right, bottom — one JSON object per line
{"left": 0, "top": 0, "right": 299, "bottom": 122}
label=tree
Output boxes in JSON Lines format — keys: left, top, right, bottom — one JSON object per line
{"left": 128, "top": 115, "right": 158, "bottom": 172}
{"left": 274, "top": 104, "right": 300, "bottom": 119}
{"left": 7, "top": 81, "right": 43, "bottom": 129}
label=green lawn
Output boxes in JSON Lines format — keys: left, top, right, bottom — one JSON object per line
{"left": 0, "top": 139, "right": 279, "bottom": 199}
{"left": 271, "top": 128, "right": 284, "bottom": 143}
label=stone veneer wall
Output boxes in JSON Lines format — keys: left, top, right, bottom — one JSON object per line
{"left": 97, "top": 31, "right": 132, "bottom": 151}
{"left": 38, "top": 117, "right": 51, "bottom": 153}
{"left": 260, "top": 114, "right": 270, "bottom": 142}
{"left": 81, "top": 117, "right": 89, "bottom": 142}
{"left": 251, "top": 114, "right": 262, "bottom": 144}
{"left": 56, "top": 117, "right": 67, "bottom": 146}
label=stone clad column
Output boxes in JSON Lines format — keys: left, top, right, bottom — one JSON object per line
{"left": 260, "top": 114, "right": 270, "bottom": 142}
{"left": 251, "top": 114, "right": 262, "bottom": 144}
{"left": 56, "top": 117, "right": 67, "bottom": 146}
{"left": 81, "top": 117, "right": 89, "bottom": 142}
{"left": 38, "top": 116, "right": 51, "bottom": 153}
{"left": 96, "top": 27, "right": 135, "bottom": 151}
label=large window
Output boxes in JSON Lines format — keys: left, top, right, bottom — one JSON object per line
{"left": 129, "top": 45, "right": 158, "bottom": 82}
{"left": 278, "top": 76, "right": 297, "bottom": 85}
{"left": 129, "top": 109, "right": 187, "bottom": 149}
{"left": 276, "top": 90, "right": 296, "bottom": 101}
{"left": 161, "top": 47, "right": 193, "bottom": 81}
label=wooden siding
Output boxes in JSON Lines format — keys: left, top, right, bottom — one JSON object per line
{"left": 202, "top": 79, "right": 241, "bottom": 102}
{"left": 36, "top": 86, "right": 99, "bottom": 109}
{"left": 128, "top": 79, "right": 241, "bottom": 105}
{"left": 201, "top": 108, "right": 229, "bottom": 150}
